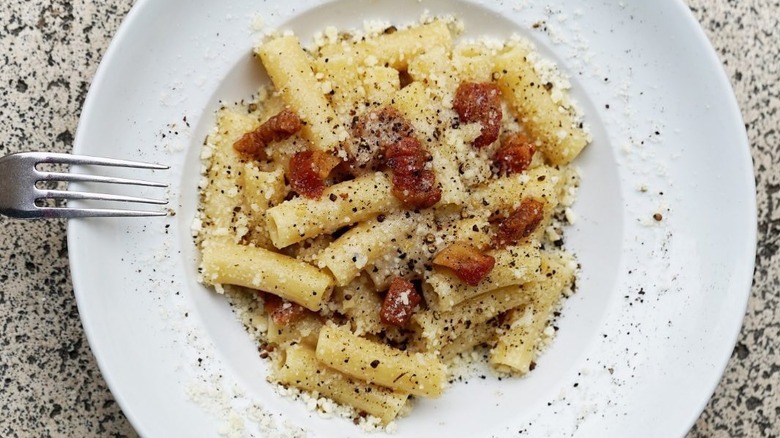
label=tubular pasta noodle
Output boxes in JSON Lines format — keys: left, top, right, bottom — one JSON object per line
{"left": 200, "top": 241, "right": 333, "bottom": 311}
{"left": 273, "top": 344, "right": 408, "bottom": 424}
{"left": 317, "top": 211, "right": 419, "bottom": 286}
{"left": 316, "top": 324, "right": 447, "bottom": 397}
{"left": 319, "top": 21, "right": 452, "bottom": 70}
{"left": 265, "top": 172, "right": 401, "bottom": 248}
{"left": 489, "top": 251, "right": 576, "bottom": 374}
{"left": 412, "top": 284, "right": 530, "bottom": 350}
{"left": 423, "top": 244, "right": 542, "bottom": 311}
{"left": 256, "top": 35, "right": 348, "bottom": 152}
{"left": 494, "top": 44, "right": 589, "bottom": 165}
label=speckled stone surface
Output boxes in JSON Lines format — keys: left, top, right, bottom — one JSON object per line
{"left": 0, "top": 0, "right": 776, "bottom": 437}
{"left": 0, "top": 1, "right": 136, "bottom": 437}
{"left": 685, "top": 2, "right": 780, "bottom": 436}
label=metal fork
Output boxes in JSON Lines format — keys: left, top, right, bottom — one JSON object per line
{"left": 0, "top": 152, "right": 169, "bottom": 219}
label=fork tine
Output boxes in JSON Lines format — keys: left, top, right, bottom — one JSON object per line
{"left": 41, "top": 189, "right": 168, "bottom": 205}
{"left": 27, "top": 152, "right": 169, "bottom": 170}
{"left": 37, "top": 207, "right": 169, "bottom": 218}
{"left": 0, "top": 152, "right": 171, "bottom": 220}
{"left": 39, "top": 171, "right": 168, "bottom": 187}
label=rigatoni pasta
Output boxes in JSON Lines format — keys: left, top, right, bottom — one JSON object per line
{"left": 494, "top": 44, "right": 589, "bottom": 165}
{"left": 196, "top": 17, "right": 587, "bottom": 428}
{"left": 265, "top": 171, "right": 400, "bottom": 248}
{"left": 316, "top": 211, "right": 421, "bottom": 286}
{"left": 200, "top": 241, "right": 333, "bottom": 311}
{"left": 275, "top": 344, "right": 409, "bottom": 424}
{"left": 257, "top": 35, "right": 348, "bottom": 152}
{"left": 316, "top": 324, "right": 447, "bottom": 397}
{"left": 423, "top": 244, "right": 542, "bottom": 311}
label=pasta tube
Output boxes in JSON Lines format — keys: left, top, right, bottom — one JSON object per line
{"left": 273, "top": 344, "right": 408, "bottom": 424}
{"left": 424, "top": 245, "right": 541, "bottom": 311}
{"left": 200, "top": 241, "right": 333, "bottom": 311}
{"left": 320, "top": 21, "right": 452, "bottom": 70}
{"left": 257, "top": 35, "right": 347, "bottom": 152}
{"left": 265, "top": 172, "right": 401, "bottom": 248}
{"left": 490, "top": 251, "right": 576, "bottom": 374}
{"left": 316, "top": 324, "right": 447, "bottom": 397}
{"left": 494, "top": 45, "right": 589, "bottom": 165}
{"left": 317, "top": 211, "right": 419, "bottom": 286}
{"left": 413, "top": 285, "right": 530, "bottom": 350}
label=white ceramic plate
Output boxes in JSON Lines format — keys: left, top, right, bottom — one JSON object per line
{"left": 68, "top": 0, "right": 756, "bottom": 436}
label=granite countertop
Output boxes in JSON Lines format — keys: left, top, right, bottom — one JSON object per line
{"left": 0, "top": 0, "right": 777, "bottom": 436}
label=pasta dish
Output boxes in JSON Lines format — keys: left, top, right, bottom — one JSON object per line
{"left": 195, "top": 17, "right": 588, "bottom": 427}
